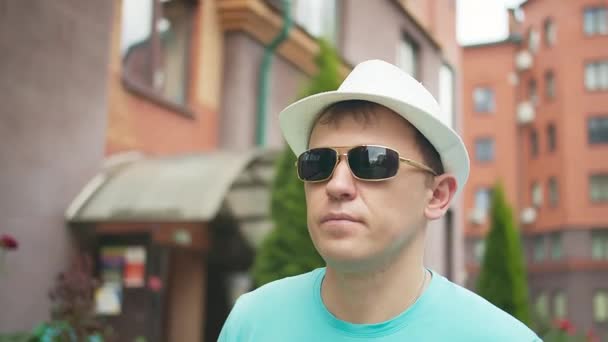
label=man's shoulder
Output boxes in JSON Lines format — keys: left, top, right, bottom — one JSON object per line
{"left": 432, "top": 276, "right": 540, "bottom": 341}
{"left": 218, "top": 268, "right": 323, "bottom": 341}
{"left": 232, "top": 268, "right": 322, "bottom": 313}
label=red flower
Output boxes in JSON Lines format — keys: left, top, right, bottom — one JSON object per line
{"left": 0, "top": 234, "right": 18, "bottom": 250}
{"left": 587, "top": 329, "right": 599, "bottom": 342}
{"left": 554, "top": 319, "right": 576, "bottom": 335}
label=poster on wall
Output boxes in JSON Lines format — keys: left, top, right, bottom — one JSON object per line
{"left": 95, "top": 282, "right": 122, "bottom": 315}
{"left": 123, "top": 246, "right": 146, "bottom": 288}
{"left": 96, "top": 246, "right": 126, "bottom": 315}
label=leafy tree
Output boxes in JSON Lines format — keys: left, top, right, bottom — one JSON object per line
{"left": 477, "top": 182, "right": 531, "bottom": 325}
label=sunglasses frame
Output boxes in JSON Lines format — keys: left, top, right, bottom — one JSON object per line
{"left": 295, "top": 144, "right": 438, "bottom": 183}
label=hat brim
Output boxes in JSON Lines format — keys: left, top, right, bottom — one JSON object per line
{"left": 279, "top": 90, "right": 470, "bottom": 197}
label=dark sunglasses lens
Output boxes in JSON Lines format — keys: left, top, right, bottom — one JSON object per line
{"left": 298, "top": 148, "right": 337, "bottom": 181}
{"left": 348, "top": 146, "right": 399, "bottom": 180}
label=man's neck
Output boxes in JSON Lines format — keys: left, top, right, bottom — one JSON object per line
{"left": 321, "top": 239, "right": 429, "bottom": 324}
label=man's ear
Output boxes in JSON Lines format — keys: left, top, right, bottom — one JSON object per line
{"left": 424, "top": 174, "right": 458, "bottom": 221}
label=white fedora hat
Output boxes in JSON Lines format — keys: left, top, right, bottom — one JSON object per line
{"left": 279, "top": 59, "right": 470, "bottom": 196}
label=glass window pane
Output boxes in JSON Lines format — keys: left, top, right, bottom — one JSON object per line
{"left": 397, "top": 38, "right": 418, "bottom": 79}
{"left": 599, "top": 8, "right": 608, "bottom": 34}
{"left": 121, "top": 0, "right": 155, "bottom": 88}
{"left": 532, "top": 182, "right": 543, "bottom": 207}
{"left": 584, "top": 9, "right": 595, "bottom": 35}
{"left": 590, "top": 174, "right": 608, "bottom": 202}
{"left": 600, "top": 62, "right": 608, "bottom": 89}
{"left": 545, "top": 72, "right": 555, "bottom": 98}
{"left": 536, "top": 293, "right": 549, "bottom": 317}
{"left": 439, "top": 65, "right": 454, "bottom": 129}
{"left": 529, "top": 79, "right": 537, "bottom": 105}
{"left": 294, "top": 0, "right": 336, "bottom": 43}
{"left": 473, "top": 87, "right": 494, "bottom": 113}
{"left": 530, "top": 130, "right": 538, "bottom": 156}
{"left": 548, "top": 177, "right": 559, "bottom": 206}
{"left": 589, "top": 117, "right": 608, "bottom": 144}
{"left": 593, "top": 292, "right": 608, "bottom": 322}
{"left": 544, "top": 19, "right": 556, "bottom": 45}
{"left": 159, "top": 0, "right": 192, "bottom": 105}
{"left": 586, "top": 63, "right": 597, "bottom": 90}
{"left": 592, "top": 234, "right": 605, "bottom": 259}
{"left": 475, "top": 138, "right": 494, "bottom": 161}
{"left": 551, "top": 233, "right": 562, "bottom": 260}
{"left": 474, "top": 240, "right": 485, "bottom": 263}
{"left": 534, "top": 236, "right": 546, "bottom": 261}
{"left": 475, "top": 188, "right": 492, "bottom": 212}
{"left": 553, "top": 292, "right": 567, "bottom": 318}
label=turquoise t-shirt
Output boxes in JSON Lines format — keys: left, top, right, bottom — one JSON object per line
{"left": 219, "top": 268, "right": 541, "bottom": 341}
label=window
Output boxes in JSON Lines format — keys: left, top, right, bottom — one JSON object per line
{"left": 545, "top": 71, "right": 555, "bottom": 99}
{"left": 590, "top": 174, "right": 608, "bottom": 203}
{"left": 121, "top": 0, "right": 194, "bottom": 107}
{"left": 593, "top": 291, "right": 608, "bottom": 322}
{"left": 553, "top": 291, "right": 567, "bottom": 318}
{"left": 530, "top": 129, "right": 538, "bottom": 157}
{"left": 544, "top": 18, "right": 556, "bottom": 45}
{"left": 474, "top": 188, "right": 493, "bottom": 213}
{"left": 529, "top": 79, "right": 538, "bottom": 105}
{"left": 397, "top": 35, "right": 419, "bottom": 79}
{"left": 591, "top": 231, "right": 608, "bottom": 260}
{"left": 438, "top": 64, "right": 455, "bottom": 129}
{"left": 533, "top": 235, "right": 546, "bottom": 262}
{"left": 547, "top": 124, "right": 556, "bottom": 152}
{"left": 536, "top": 292, "right": 549, "bottom": 317}
{"left": 585, "top": 61, "right": 608, "bottom": 91}
{"left": 532, "top": 182, "right": 543, "bottom": 207}
{"left": 475, "top": 138, "right": 495, "bottom": 162}
{"left": 294, "top": 0, "right": 337, "bottom": 44}
{"left": 528, "top": 28, "right": 540, "bottom": 53}
{"left": 473, "top": 87, "right": 495, "bottom": 113}
{"left": 589, "top": 116, "right": 608, "bottom": 144}
{"left": 584, "top": 7, "right": 608, "bottom": 36}
{"left": 548, "top": 177, "right": 559, "bottom": 207}
{"left": 474, "top": 240, "right": 486, "bottom": 263}
{"left": 550, "top": 233, "right": 562, "bottom": 260}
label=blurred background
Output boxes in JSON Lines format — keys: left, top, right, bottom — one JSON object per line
{"left": 0, "top": 0, "right": 606, "bottom": 341}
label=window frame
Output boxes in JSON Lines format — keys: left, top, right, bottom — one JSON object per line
{"left": 533, "top": 235, "right": 546, "bottom": 262}
{"left": 547, "top": 123, "right": 557, "bottom": 152}
{"left": 552, "top": 291, "right": 567, "bottom": 319}
{"left": 473, "top": 86, "right": 495, "bottom": 113}
{"left": 396, "top": 33, "right": 420, "bottom": 80}
{"left": 589, "top": 174, "right": 608, "bottom": 203}
{"left": 120, "top": 0, "right": 196, "bottom": 118}
{"left": 543, "top": 17, "right": 556, "bottom": 46}
{"left": 548, "top": 177, "right": 559, "bottom": 207}
{"left": 584, "top": 6, "right": 608, "bottom": 36}
{"left": 585, "top": 60, "right": 608, "bottom": 92}
{"left": 474, "top": 137, "right": 495, "bottom": 162}
{"left": 550, "top": 232, "right": 562, "bottom": 260}
{"left": 532, "top": 181, "right": 543, "bottom": 208}
{"left": 593, "top": 290, "right": 608, "bottom": 323}
{"left": 588, "top": 116, "right": 608, "bottom": 144}
{"left": 530, "top": 128, "right": 539, "bottom": 158}
{"left": 545, "top": 70, "right": 555, "bottom": 99}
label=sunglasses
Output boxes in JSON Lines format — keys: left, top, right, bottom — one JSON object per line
{"left": 296, "top": 145, "right": 438, "bottom": 182}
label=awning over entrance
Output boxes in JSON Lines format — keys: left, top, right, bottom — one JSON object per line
{"left": 66, "top": 149, "right": 280, "bottom": 247}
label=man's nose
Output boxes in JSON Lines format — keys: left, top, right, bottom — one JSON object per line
{"left": 325, "top": 157, "right": 357, "bottom": 201}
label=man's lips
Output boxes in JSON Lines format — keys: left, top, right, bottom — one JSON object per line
{"left": 320, "top": 213, "right": 363, "bottom": 224}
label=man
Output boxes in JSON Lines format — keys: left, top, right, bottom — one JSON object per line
{"left": 219, "top": 60, "right": 540, "bottom": 341}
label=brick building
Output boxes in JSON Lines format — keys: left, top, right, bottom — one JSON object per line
{"left": 463, "top": 0, "right": 608, "bottom": 337}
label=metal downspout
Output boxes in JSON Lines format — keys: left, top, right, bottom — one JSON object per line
{"left": 255, "top": 0, "right": 292, "bottom": 147}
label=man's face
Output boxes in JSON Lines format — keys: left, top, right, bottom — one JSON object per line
{"left": 305, "top": 106, "right": 434, "bottom": 272}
